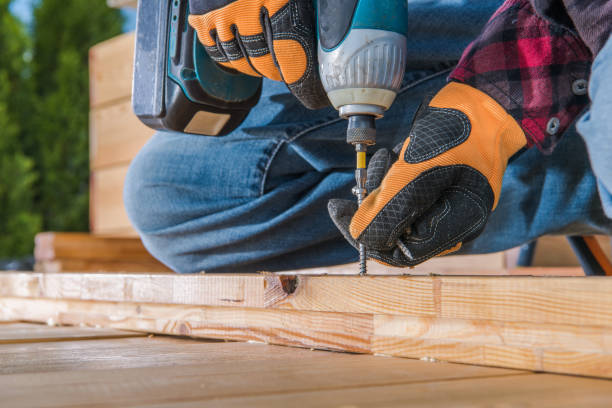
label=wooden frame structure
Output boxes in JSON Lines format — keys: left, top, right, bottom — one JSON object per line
{"left": 1, "top": 271, "right": 611, "bottom": 378}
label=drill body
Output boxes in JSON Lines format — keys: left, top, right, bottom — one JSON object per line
{"left": 317, "top": 0, "right": 408, "bottom": 274}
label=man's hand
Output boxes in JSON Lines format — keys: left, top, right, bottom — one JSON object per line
{"left": 188, "top": 0, "right": 328, "bottom": 109}
{"left": 328, "top": 82, "right": 527, "bottom": 267}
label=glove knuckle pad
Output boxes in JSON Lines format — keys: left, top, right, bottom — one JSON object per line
{"left": 361, "top": 167, "right": 456, "bottom": 250}
{"left": 399, "top": 167, "right": 494, "bottom": 266}
{"left": 404, "top": 107, "right": 470, "bottom": 163}
{"left": 361, "top": 166, "right": 494, "bottom": 262}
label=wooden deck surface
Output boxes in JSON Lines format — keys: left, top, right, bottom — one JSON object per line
{"left": 1, "top": 322, "right": 611, "bottom": 407}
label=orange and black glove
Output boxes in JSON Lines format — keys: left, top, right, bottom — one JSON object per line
{"left": 328, "top": 82, "right": 527, "bottom": 267}
{"left": 188, "top": 0, "right": 328, "bottom": 109}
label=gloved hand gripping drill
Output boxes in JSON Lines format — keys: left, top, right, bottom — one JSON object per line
{"left": 186, "top": 0, "right": 409, "bottom": 275}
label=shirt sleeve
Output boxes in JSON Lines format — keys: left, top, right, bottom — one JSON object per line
{"left": 448, "top": 0, "right": 592, "bottom": 153}
{"left": 531, "top": 0, "right": 612, "bottom": 57}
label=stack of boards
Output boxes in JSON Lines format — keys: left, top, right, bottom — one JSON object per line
{"left": 89, "top": 32, "right": 154, "bottom": 237}
{"left": 1, "top": 271, "right": 612, "bottom": 378}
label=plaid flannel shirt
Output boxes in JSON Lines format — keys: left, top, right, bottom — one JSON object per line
{"left": 449, "top": 0, "right": 594, "bottom": 152}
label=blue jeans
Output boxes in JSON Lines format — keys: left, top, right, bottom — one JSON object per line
{"left": 124, "top": 7, "right": 612, "bottom": 273}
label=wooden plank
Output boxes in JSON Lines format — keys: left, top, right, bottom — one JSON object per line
{"left": 0, "top": 297, "right": 374, "bottom": 353}
{"left": 90, "top": 164, "right": 137, "bottom": 235}
{"left": 137, "top": 374, "right": 611, "bottom": 408}
{"left": 89, "top": 98, "right": 155, "bottom": 170}
{"left": 34, "top": 232, "right": 171, "bottom": 273}
{"left": 373, "top": 335, "right": 540, "bottom": 370}
{"left": 0, "top": 336, "right": 368, "bottom": 375}
{"left": 0, "top": 273, "right": 272, "bottom": 307}
{"left": 1, "top": 272, "right": 608, "bottom": 323}
{"left": 3, "top": 296, "right": 612, "bottom": 378}
{"left": 2, "top": 272, "right": 612, "bottom": 377}
{"left": 280, "top": 255, "right": 581, "bottom": 276}
{"left": 438, "top": 276, "right": 612, "bottom": 326}
{"left": 35, "top": 232, "right": 158, "bottom": 262}
{"left": 0, "top": 335, "right": 518, "bottom": 378}
{"left": 374, "top": 315, "right": 612, "bottom": 353}
{"left": 532, "top": 235, "right": 611, "bottom": 267}
{"left": 107, "top": 0, "right": 138, "bottom": 8}
{"left": 0, "top": 340, "right": 523, "bottom": 408}
{"left": 89, "top": 32, "right": 134, "bottom": 108}
{"left": 0, "top": 322, "right": 142, "bottom": 344}
{"left": 35, "top": 259, "right": 171, "bottom": 273}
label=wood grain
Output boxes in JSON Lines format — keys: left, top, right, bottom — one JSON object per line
{"left": 34, "top": 232, "right": 171, "bottom": 273}
{"left": 531, "top": 235, "right": 611, "bottom": 267}
{"left": 0, "top": 336, "right": 360, "bottom": 375}
{"left": 1, "top": 272, "right": 608, "bottom": 323}
{"left": 136, "top": 374, "right": 612, "bottom": 408}
{"left": 3, "top": 295, "right": 612, "bottom": 378}
{"left": 90, "top": 98, "right": 155, "bottom": 170}
{"left": 35, "top": 232, "right": 153, "bottom": 262}
{"left": 90, "top": 164, "right": 136, "bottom": 235}
{"left": 0, "top": 322, "right": 142, "bottom": 344}
{"left": 89, "top": 32, "right": 134, "bottom": 108}
{"left": 0, "top": 297, "right": 373, "bottom": 353}
{"left": 2, "top": 272, "right": 612, "bottom": 377}
{"left": 35, "top": 259, "right": 171, "bottom": 273}
{"left": 439, "top": 276, "right": 612, "bottom": 326}
{"left": 374, "top": 315, "right": 612, "bottom": 353}
{"left": 280, "top": 261, "right": 585, "bottom": 276}
{"left": 0, "top": 340, "right": 524, "bottom": 408}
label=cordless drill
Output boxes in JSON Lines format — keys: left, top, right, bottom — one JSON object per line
{"left": 316, "top": 0, "right": 408, "bottom": 274}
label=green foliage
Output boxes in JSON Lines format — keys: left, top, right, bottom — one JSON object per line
{"left": 0, "top": 0, "right": 123, "bottom": 258}
{"left": 0, "top": 1, "right": 40, "bottom": 257}
{"left": 26, "top": 0, "right": 123, "bottom": 232}
{"left": 31, "top": 0, "right": 124, "bottom": 96}
{"left": 32, "top": 50, "right": 90, "bottom": 230}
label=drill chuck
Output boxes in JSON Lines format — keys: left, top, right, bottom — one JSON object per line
{"left": 346, "top": 115, "right": 376, "bottom": 146}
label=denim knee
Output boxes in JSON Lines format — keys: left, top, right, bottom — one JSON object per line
{"left": 123, "top": 131, "right": 286, "bottom": 272}
{"left": 123, "top": 137, "right": 192, "bottom": 272}
{"left": 123, "top": 137, "right": 161, "bottom": 235}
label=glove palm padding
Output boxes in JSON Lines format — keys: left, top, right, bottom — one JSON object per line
{"left": 188, "top": 0, "right": 328, "bottom": 109}
{"left": 329, "top": 82, "right": 527, "bottom": 267}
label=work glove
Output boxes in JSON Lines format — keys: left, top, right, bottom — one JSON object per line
{"left": 328, "top": 82, "right": 527, "bottom": 267}
{"left": 188, "top": 0, "right": 328, "bottom": 109}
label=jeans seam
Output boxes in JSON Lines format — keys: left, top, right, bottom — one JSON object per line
{"left": 259, "top": 67, "right": 454, "bottom": 196}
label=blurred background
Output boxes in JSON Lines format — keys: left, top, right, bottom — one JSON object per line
{"left": 0, "top": 0, "right": 134, "bottom": 268}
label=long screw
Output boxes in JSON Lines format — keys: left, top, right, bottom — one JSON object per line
{"left": 353, "top": 143, "right": 368, "bottom": 275}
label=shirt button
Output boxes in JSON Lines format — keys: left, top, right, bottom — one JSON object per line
{"left": 546, "top": 117, "right": 560, "bottom": 135}
{"left": 572, "top": 79, "right": 588, "bottom": 95}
